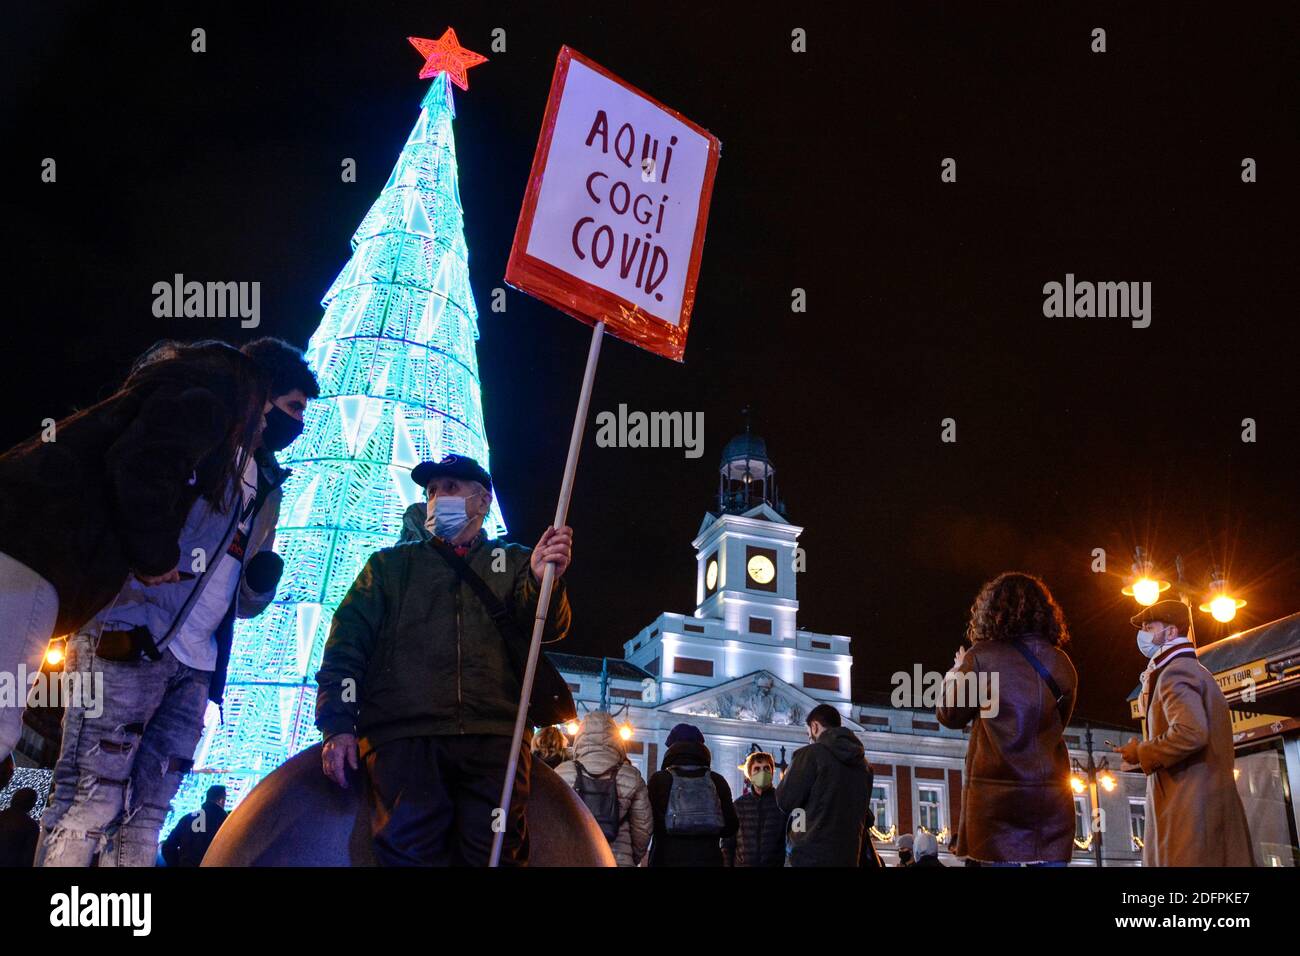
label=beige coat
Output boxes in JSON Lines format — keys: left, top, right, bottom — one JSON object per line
{"left": 1138, "top": 655, "right": 1254, "bottom": 867}
{"left": 554, "top": 713, "right": 653, "bottom": 867}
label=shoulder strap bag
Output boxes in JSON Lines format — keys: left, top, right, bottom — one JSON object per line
{"left": 1009, "top": 636, "right": 1070, "bottom": 724}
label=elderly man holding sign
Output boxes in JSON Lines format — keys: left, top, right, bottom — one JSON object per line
{"left": 315, "top": 455, "right": 573, "bottom": 866}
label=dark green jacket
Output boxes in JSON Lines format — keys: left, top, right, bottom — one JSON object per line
{"left": 314, "top": 530, "right": 571, "bottom": 755}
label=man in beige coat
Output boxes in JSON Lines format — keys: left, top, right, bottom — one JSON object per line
{"left": 1117, "top": 600, "right": 1254, "bottom": 867}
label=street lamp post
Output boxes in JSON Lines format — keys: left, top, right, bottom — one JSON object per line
{"left": 1084, "top": 723, "right": 1104, "bottom": 868}
{"left": 1071, "top": 721, "right": 1118, "bottom": 867}
{"left": 1166, "top": 555, "right": 1198, "bottom": 647}
{"left": 597, "top": 662, "right": 635, "bottom": 742}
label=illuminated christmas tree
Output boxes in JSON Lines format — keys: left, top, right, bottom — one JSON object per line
{"left": 168, "top": 30, "right": 497, "bottom": 825}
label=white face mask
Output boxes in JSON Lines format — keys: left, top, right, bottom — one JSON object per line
{"left": 426, "top": 495, "right": 472, "bottom": 539}
{"left": 1136, "top": 627, "right": 1165, "bottom": 659}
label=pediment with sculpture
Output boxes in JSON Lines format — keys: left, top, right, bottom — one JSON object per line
{"left": 667, "top": 670, "right": 841, "bottom": 727}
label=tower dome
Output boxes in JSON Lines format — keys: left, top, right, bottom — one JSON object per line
{"left": 717, "top": 410, "right": 786, "bottom": 517}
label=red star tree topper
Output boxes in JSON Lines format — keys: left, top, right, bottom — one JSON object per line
{"left": 408, "top": 27, "right": 488, "bottom": 90}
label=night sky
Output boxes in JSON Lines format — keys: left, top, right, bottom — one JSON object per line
{"left": 5, "top": 2, "right": 1297, "bottom": 726}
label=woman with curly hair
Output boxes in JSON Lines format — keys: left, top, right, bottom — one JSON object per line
{"left": 937, "top": 571, "right": 1078, "bottom": 866}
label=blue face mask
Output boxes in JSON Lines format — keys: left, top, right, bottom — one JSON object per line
{"left": 1137, "top": 627, "right": 1164, "bottom": 659}
{"left": 426, "top": 495, "right": 471, "bottom": 539}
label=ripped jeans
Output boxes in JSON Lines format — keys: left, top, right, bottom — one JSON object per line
{"left": 36, "top": 631, "right": 210, "bottom": 867}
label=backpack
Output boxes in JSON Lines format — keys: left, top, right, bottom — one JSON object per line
{"left": 572, "top": 760, "right": 623, "bottom": 841}
{"left": 664, "top": 765, "right": 724, "bottom": 836}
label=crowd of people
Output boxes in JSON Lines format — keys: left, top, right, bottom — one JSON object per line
{"left": 523, "top": 574, "right": 1254, "bottom": 868}
{"left": 520, "top": 574, "right": 1258, "bottom": 868}
{"left": 531, "top": 707, "right": 879, "bottom": 868}
{"left": 0, "top": 337, "right": 1258, "bottom": 868}
{"left": 530, "top": 575, "right": 1253, "bottom": 868}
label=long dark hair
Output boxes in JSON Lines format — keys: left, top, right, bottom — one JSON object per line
{"left": 966, "top": 571, "right": 1071, "bottom": 647}
{"left": 121, "top": 340, "right": 269, "bottom": 510}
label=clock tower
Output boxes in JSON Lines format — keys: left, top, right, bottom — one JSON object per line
{"left": 694, "top": 423, "right": 798, "bottom": 634}
{"left": 623, "top": 417, "right": 852, "bottom": 706}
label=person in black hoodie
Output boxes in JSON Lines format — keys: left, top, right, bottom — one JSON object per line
{"left": 161, "top": 785, "right": 229, "bottom": 867}
{"left": 777, "top": 704, "right": 876, "bottom": 867}
{"left": 0, "top": 788, "right": 39, "bottom": 867}
{"left": 647, "top": 723, "right": 738, "bottom": 866}
{"left": 0, "top": 341, "right": 269, "bottom": 764}
{"left": 723, "top": 750, "right": 788, "bottom": 867}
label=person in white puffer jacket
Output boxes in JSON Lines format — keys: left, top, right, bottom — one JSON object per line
{"left": 554, "top": 712, "right": 653, "bottom": 867}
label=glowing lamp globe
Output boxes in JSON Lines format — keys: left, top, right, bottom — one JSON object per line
{"left": 1199, "top": 575, "right": 1246, "bottom": 623}
{"left": 1202, "top": 593, "right": 1246, "bottom": 623}
{"left": 1131, "top": 578, "right": 1161, "bottom": 606}
{"left": 1123, "top": 549, "right": 1170, "bottom": 606}
{"left": 1129, "top": 577, "right": 1163, "bottom": 606}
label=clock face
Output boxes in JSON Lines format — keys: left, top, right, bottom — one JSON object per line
{"left": 705, "top": 558, "right": 718, "bottom": 591}
{"left": 747, "top": 554, "right": 776, "bottom": 585}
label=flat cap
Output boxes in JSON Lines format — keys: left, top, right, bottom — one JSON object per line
{"left": 1130, "top": 599, "right": 1191, "bottom": 632}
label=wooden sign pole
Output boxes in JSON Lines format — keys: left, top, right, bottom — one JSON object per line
{"left": 490, "top": 319, "right": 606, "bottom": 867}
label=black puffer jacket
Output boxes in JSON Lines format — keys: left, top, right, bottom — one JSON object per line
{"left": 646, "top": 741, "right": 739, "bottom": 867}
{"left": 776, "top": 727, "right": 875, "bottom": 867}
{"left": 723, "top": 786, "right": 789, "bottom": 867}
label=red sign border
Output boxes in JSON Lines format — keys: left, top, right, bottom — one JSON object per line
{"left": 504, "top": 45, "right": 720, "bottom": 363}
